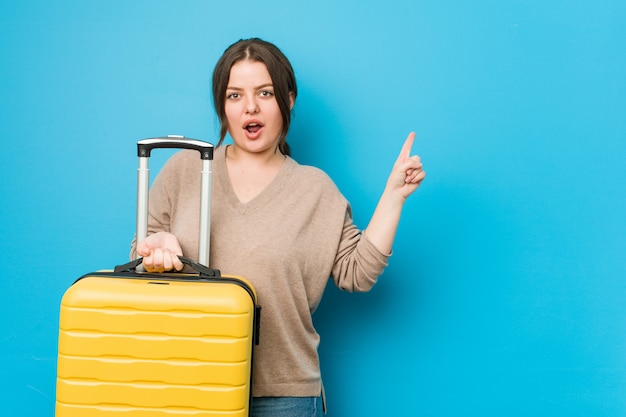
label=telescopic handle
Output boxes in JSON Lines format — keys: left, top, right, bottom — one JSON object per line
{"left": 136, "top": 135, "right": 214, "bottom": 268}
{"left": 137, "top": 135, "right": 214, "bottom": 159}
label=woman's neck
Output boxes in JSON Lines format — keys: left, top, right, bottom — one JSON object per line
{"left": 224, "top": 144, "right": 286, "bottom": 204}
{"left": 225, "top": 144, "right": 285, "bottom": 168}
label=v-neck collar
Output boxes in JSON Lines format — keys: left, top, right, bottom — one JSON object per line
{"left": 215, "top": 145, "right": 295, "bottom": 213}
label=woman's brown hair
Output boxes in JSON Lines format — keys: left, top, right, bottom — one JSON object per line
{"left": 212, "top": 38, "right": 297, "bottom": 156}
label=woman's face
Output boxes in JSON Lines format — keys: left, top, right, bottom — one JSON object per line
{"left": 224, "top": 60, "right": 290, "bottom": 155}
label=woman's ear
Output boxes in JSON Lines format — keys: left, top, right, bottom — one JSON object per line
{"left": 289, "top": 92, "right": 295, "bottom": 110}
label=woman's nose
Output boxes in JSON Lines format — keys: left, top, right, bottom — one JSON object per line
{"left": 245, "top": 97, "right": 259, "bottom": 114}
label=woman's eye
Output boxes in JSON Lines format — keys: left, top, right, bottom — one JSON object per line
{"left": 259, "top": 90, "right": 274, "bottom": 97}
{"left": 227, "top": 92, "right": 241, "bottom": 99}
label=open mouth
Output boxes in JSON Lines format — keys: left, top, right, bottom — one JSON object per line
{"left": 245, "top": 122, "right": 263, "bottom": 134}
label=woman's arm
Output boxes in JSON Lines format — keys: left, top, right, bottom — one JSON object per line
{"left": 363, "top": 132, "right": 426, "bottom": 254}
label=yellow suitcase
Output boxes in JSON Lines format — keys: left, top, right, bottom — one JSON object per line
{"left": 56, "top": 137, "right": 260, "bottom": 416}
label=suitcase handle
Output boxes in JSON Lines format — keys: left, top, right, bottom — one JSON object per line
{"left": 136, "top": 135, "right": 214, "bottom": 268}
{"left": 115, "top": 256, "right": 221, "bottom": 278}
{"left": 137, "top": 135, "right": 214, "bottom": 160}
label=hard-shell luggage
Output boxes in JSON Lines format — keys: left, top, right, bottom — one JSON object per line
{"left": 55, "top": 136, "right": 260, "bottom": 417}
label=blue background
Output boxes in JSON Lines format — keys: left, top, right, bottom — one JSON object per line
{"left": 1, "top": 0, "right": 625, "bottom": 415}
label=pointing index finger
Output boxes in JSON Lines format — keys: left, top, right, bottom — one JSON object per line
{"left": 398, "top": 132, "right": 416, "bottom": 162}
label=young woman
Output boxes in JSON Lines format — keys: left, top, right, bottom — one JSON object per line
{"left": 133, "top": 38, "right": 425, "bottom": 417}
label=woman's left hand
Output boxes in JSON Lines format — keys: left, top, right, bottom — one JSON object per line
{"left": 386, "top": 132, "right": 426, "bottom": 200}
{"left": 363, "top": 132, "right": 426, "bottom": 254}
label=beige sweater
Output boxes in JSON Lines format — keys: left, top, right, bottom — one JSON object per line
{"left": 131, "top": 145, "right": 390, "bottom": 397}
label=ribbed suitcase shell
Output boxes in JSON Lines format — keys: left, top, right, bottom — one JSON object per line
{"left": 56, "top": 272, "right": 259, "bottom": 416}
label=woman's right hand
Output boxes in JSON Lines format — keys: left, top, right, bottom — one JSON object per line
{"left": 136, "top": 232, "right": 184, "bottom": 272}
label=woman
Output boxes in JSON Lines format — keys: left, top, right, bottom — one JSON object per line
{"left": 133, "top": 38, "right": 425, "bottom": 417}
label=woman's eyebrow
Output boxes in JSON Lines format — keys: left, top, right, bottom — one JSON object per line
{"left": 227, "top": 83, "right": 274, "bottom": 90}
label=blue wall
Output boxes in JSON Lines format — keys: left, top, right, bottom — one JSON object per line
{"left": 1, "top": 0, "right": 625, "bottom": 415}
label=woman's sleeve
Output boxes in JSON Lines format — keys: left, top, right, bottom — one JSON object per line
{"left": 330, "top": 207, "right": 391, "bottom": 292}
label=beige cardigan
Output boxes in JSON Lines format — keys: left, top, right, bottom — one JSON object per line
{"left": 131, "top": 145, "right": 389, "bottom": 397}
